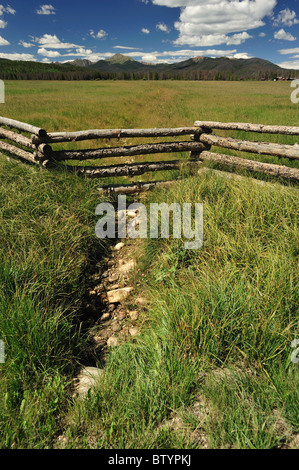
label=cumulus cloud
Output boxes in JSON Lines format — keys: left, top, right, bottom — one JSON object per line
{"left": 273, "top": 8, "right": 299, "bottom": 27}
{"left": 36, "top": 5, "right": 56, "bottom": 15}
{"left": 274, "top": 29, "right": 296, "bottom": 41}
{"left": 156, "top": 23, "right": 170, "bottom": 33}
{"left": 232, "top": 52, "right": 253, "bottom": 59}
{"left": 34, "top": 34, "right": 79, "bottom": 49}
{"left": 0, "top": 35, "right": 9, "bottom": 45}
{"left": 38, "top": 47, "right": 61, "bottom": 57}
{"left": 90, "top": 29, "right": 107, "bottom": 39}
{"left": 276, "top": 60, "right": 299, "bottom": 70}
{"left": 151, "top": 0, "right": 276, "bottom": 47}
{"left": 0, "top": 5, "right": 16, "bottom": 15}
{"left": 121, "top": 48, "right": 251, "bottom": 64}
{"left": 0, "top": 52, "right": 36, "bottom": 61}
{"left": 19, "top": 40, "right": 34, "bottom": 48}
{"left": 278, "top": 47, "right": 299, "bottom": 55}
{"left": 141, "top": 28, "right": 150, "bottom": 34}
{"left": 0, "top": 4, "right": 15, "bottom": 27}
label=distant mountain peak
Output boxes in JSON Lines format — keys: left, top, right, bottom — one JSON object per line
{"left": 65, "top": 59, "right": 94, "bottom": 67}
{"left": 192, "top": 56, "right": 204, "bottom": 63}
{"left": 106, "top": 53, "right": 136, "bottom": 64}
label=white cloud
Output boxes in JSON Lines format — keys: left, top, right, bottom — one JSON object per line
{"left": 0, "top": 19, "right": 7, "bottom": 28}
{"left": 90, "top": 29, "right": 107, "bottom": 39}
{"left": 151, "top": 0, "right": 276, "bottom": 47}
{"left": 278, "top": 47, "right": 299, "bottom": 55}
{"left": 0, "top": 35, "right": 9, "bottom": 45}
{"left": 36, "top": 5, "right": 56, "bottom": 15}
{"left": 141, "top": 28, "right": 150, "bottom": 34}
{"left": 171, "top": 31, "right": 252, "bottom": 47}
{"left": 0, "top": 52, "right": 36, "bottom": 61}
{"left": 122, "top": 48, "right": 250, "bottom": 63}
{"left": 156, "top": 22, "right": 170, "bottom": 33}
{"left": 34, "top": 34, "right": 79, "bottom": 49}
{"left": 6, "top": 5, "right": 16, "bottom": 15}
{"left": 274, "top": 29, "right": 296, "bottom": 41}
{"left": 38, "top": 47, "right": 61, "bottom": 57}
{"left": 276, "top": 60, "right": 299, "bottom": 70}
{"left": 0, "top": 5, "right": 15, "bottom": 15}
{"left": 232, "top": 52, "right": 253, "bottom": 59}
{"left": 19, "top": 40, "right": 34, "bottom": 48}
{"left": 114, "top": 46, "right": 142, "bottom": 50}
{"left": 273, "top": 8, "right": 299, "bottom": 27}
{"left": 259, "top": 32, "right": 266, "bottom": 37}
{"left": 75, "top": 47, "right": 93, "bottom": 55}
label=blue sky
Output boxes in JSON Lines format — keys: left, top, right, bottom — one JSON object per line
{"left": 0, "top": 0, "right": 298, "bottom": 68}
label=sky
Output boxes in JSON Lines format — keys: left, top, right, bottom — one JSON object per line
{"left": 0, "top": 0, "right": 298, "bottom": 68}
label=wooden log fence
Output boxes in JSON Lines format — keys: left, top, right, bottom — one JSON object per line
{"left": 0, "top": 115, "right": 298, "bottom": 191}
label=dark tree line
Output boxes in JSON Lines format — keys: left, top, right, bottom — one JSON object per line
{"left": 0, "top": 59, "right": 294, "bottom": 81}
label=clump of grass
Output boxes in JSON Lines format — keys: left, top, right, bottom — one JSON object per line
{"left": 62, "top": 171, "right": 298, "bottom": 449}
{"left": 0, "top": 159, "right": 108, "bottom": 448}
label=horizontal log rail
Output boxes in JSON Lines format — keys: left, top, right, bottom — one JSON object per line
{"left": 194, "top": 121, "right": 299, "bottom": 135}
{"left": 0, "top": 140, "right": 38, "bottom": 165}
{"left": 62, "top": 159, "right": 201, "bottom": 178}
{"left": 0, "top": 127, "right": 52, "bottom": 157}
{"left": 98, "top": 180, "right": 177, "bottom": 194}
{"left": 0, "top": 116, "right": 47, "bottom": 137}
{"left": 32, "top": 127, "right": 200, "bottom": 144}
{"left": 52, "top": 141, "right": 208, "bottom": 162}
{"left": 199, "top": 133, "right": 299, "bottom": 160}
{"left": 199, "top": 151, "right": 299, "bottom": 182}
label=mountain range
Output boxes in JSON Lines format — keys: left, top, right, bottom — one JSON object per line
{"left": 0, "top": 53, "right": 297, "bottom": 81}
{"left": 67, "top": 53, "right": 295, "bottom": 78}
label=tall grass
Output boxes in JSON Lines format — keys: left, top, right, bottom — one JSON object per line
{"left": 0, "top": 159, "right": 108, "bottom": 448}
{"left": 63, "top": 171, "right": 298, "bottom": 449}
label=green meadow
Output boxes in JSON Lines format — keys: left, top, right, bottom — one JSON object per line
{"left": 0, "top": 80, "right": 298, "bottom": 449}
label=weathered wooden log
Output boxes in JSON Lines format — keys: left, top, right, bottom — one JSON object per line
{"left": 98, "top": 179, "right": 177, "bottom": 194}
{"left": 36, "top": 143, "right": 53, "bottom": 157}
{"left": 0, "top": 127, "right": 35, "bottom": 149}
{"left": 0, "top": 116, "right": 47, "bottom": 136}
{"left": 199, "top": 151, "right": 299, "bottom": 182}
{"left": 0, "top": 141, "right": 38, "bottom": 164}
{"left": 52, "top": 141, "right": 208, "bottom": 162}
{"left": 62, "top": 159, "right": 202, "bottom": 178}
{"left": 0, "top": 128, "right": 52, "bottom": 157}
{"left": 32, "top": 127, "right": 200, "bottom": 144}
{"left": 194, "top": 121, "right": 299, "bottom": 135}
{"left": 200, "top": 133, "right": 299, "bottom": 160}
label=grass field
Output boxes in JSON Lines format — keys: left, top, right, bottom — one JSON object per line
{"left": 0, "top": 80, "right": 298, "bottom": 449}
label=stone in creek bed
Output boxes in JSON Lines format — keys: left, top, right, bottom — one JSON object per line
{"left": 135, "top": 297, "right": 147, "bottom": 306}
{"left": 112, "top": 322, "right": 121, "bottom": 333}
{"left": 107, "top": 287, "right": 133, "bottom": 304}
{"left": 129, "top": 327, "right": 139, "bottom": 337}
{"left": 101, "top": 312, "right": 111, "bottom": 321}
{"left": 113, "top": 242, "right": 125, "bottom": 251}
{"left": 107, "top": 336, "right": 119, "bottom": 347}
{"left": 128, "top": 310, "right": 139, "bottom": 321}
{"left": 75, "top": 367, "right": 105, "bottom": 398}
